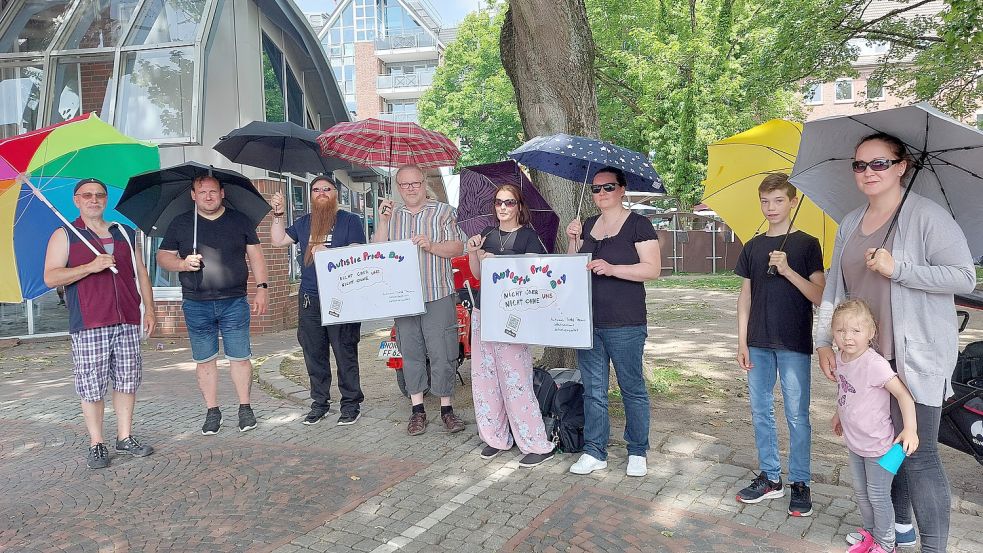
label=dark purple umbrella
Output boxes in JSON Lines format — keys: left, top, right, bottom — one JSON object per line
{"left": 457, "top": 160, "right": 560, "bottom": 252}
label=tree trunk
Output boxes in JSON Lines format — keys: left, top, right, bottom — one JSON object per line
{"left": 500, "top": 0, "right": 599, "bottom": 369}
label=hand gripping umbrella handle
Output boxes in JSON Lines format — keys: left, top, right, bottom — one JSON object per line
{"left": 25, "top": 180, "right": 119, "bottom": 274}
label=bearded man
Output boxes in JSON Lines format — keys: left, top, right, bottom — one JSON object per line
{"left": 271, "top": 175, "right": 366, "bottom": 425}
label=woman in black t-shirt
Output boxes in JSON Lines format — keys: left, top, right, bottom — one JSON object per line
{"left": 564, "top": 166, "right": 662, "bottom": 478}
{"left": 466, "top": 184, "right": 555, "bottom": 468}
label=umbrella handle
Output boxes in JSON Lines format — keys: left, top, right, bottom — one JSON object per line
{"left": 25, "top": 180, "right": 119, "bottom": 274}
{"left": 766, "top": 195, "right": 805, "bottom": 276}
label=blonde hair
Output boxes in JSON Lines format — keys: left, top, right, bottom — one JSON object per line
{"left": 831, "top": 299, "right": 877, "bottom": 339}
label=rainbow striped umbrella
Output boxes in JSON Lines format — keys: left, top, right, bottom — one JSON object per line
{"left": 0, "top": 113, "right": 159, "bottom": 303}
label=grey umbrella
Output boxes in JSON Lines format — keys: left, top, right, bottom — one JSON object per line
{"left": 789, "top": 102, "right": 983, "bottom": 260}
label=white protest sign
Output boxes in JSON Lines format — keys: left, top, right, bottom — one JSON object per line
{"left": 479, "top": 254, "right": 592, "bottom": 348}
{"left": 314, "top": 239, "right": 425, "bottom": 325}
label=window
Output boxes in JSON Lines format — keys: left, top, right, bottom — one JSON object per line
{"left": 286, "top": 66, "right": 304, "bottom": 126}
{"left": 60, "top": 0, "right": 141, "bottom": 50}
{"left": 0, "top": 0, "right": 75, "bottom": 53}
{"left": 262, "top": 35, "right": 286, "bottom": 122}
{"left": 835, "top": 79, "right": 853, "bottom": 102}
{"left": 866, "top": 79, "right": 884, "bottom": 101}
{"left": 125, "top": 0, "right": 207, "bottom": 45}
{"left": 116, "top": 47, "right": 194, "bottom": 140}
{"left": 848, "top": 39, "right": 890, "bottom": 57}
{"left": 0, "top": 62, "right": 44, "bottom": 138}
{"left": 803, "top": 83, "right": 822, "bottom": 105}
{"left": 48, "top": 55, "right": 116, "bottom": 124}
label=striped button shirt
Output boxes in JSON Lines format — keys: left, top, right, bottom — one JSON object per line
{"left": 388, "top": 200, "right": 466, "bottom": 302}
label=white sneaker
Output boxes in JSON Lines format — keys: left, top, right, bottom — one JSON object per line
{"left": 569, "top": 453, "right": 607, "bottom": 475}
{"left": 626, "top": 455, "right": 647, "bottom": 477}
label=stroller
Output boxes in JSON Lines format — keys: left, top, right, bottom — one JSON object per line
{"left": 939, "top": 290, "right": 983, "bottom": 466}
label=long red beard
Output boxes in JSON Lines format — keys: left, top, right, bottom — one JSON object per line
{"left": 306, "top": 195, "right": 338, "bottom": 265}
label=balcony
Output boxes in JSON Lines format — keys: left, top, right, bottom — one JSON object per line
{"left": 374, "top": 32, "right": 440, "bottom": 63}
{"left": 377, "top": 112, "right": 420, "bottom": 124}
{"left": 376, "top": 73, "right": 434, "bottom": 100}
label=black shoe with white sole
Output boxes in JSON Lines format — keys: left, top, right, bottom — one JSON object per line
{"left": 736, "top": 472, "right": 784, "bottom": 504}
{"left": 303, "top": 404, "right": 330, "bottom": 426}
{"left": 201, "top": 408, "right": 222, "bottom": 435}
{"left": 238, "top": 404, "right": 257, "bottom": 432}
{"left": 337, "top": 411, "right": 361, "bottom": 425}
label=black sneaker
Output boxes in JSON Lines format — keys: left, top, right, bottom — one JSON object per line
{"left": 86, "top": 443, "right": 110, "bottom": 469}
{"left": 736, "top": 472, "right": 784, "bottom": 504}
{"left": 518, "top": 450, "right": 555, "bottom": 468}
{"left": 115, "top": 436, "right": 154, "bottom": 457}
{"left": 480, "top": 444, "right": 504, "bottom": 459}
{"left": 201, "top": 407, "right": 222, "bottom": 435}
{"left": 787, "top": 481, "right": 813, "bottom": 517}
{"left": 337, "top": 411, "right": 361, "bottom": 426}
{"left": 238, "top": 404, "right": 257, "bottom": 432}
{"left": 303, "top": 404, "right": 330, "bottom": 426}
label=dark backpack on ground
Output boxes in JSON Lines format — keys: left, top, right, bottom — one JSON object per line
{"left": 532, "top": 367, "right": 585, "bottom": 453}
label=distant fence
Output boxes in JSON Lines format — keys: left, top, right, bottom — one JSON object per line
{"left": 656, "top": 228, "right": 742, "bottom": 274}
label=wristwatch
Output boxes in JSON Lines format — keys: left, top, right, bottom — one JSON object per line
{"left": 256, "top": 282, "right": 269, "bottom": 289}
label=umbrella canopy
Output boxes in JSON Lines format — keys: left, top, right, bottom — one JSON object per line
{"left": 790, "top": 102, "right": 983, "bottom": 260}
{"left": 116, "top": 162, "right": 270, "bottom": 238}
{"left": 0, "top": 113, "right": 159, "bottom": 303}
{"left": 457, "top": 160, "right": 560, "bottom": 252}
{"left": 316, "top": 118, "right": 460, "bottom": 169}
{"left": 702, "top": 119, "right": 837, "bottom": 267}
{"left": 214, "top": 120, "right": 351, "bottom": 175}
{"left": 508, "top": 133, "right": 665, "bottom": 193}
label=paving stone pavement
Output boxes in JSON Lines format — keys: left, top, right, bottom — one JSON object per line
{"left": 0, "top": 330, "right": 980, "bottom": 552}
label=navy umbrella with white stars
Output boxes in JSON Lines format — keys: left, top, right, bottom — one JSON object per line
{"left": 508, "top": 133, "right": 664, "bottom": 216}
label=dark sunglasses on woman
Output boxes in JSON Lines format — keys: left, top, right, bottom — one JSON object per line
{"left": 590, "top": 183, "right": 619, "bottom": 194}
{"left": 851, "top": 158, "right": 903, "bottom": 173}
{"left": 494, "top": 198, "right": 519, "bottom": 207}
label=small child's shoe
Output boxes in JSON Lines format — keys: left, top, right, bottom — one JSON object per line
{"left": 845, "top": 528, "right": 873, "bottom": 552}
{"left": 865, "top": 543, "right": 896, "bottom": 553}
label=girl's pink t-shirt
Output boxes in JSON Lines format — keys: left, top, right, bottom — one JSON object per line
{"left": 836, "top": 348, "right": 898, "bottom": 457}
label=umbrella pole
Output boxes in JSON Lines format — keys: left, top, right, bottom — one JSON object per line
{"left": 766, "top": 196, "right": 805, "bottom": 276}
{"left": 24, "top": 180, "right": 119, "bottom": 275}
{"left": 575, "top": 161, "right": 592, "bottom": 219}
{"left": 874, "top": 152, "right": 926, "bottom": 255}
{"left": 193, "top": 208, "right": 198, "bottom": 255}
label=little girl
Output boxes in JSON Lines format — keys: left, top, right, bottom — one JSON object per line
{"left": 829, "top": 300, "right": 919, "bottom": 553}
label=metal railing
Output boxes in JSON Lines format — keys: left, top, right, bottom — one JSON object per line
{"left": 374, "top": 32, "right": 437, "bottom": 50}
{"left": 376, "top": 112, "right": 419, "bottom": 123}
{"left": 376, "top": 72, "right": 434, "bottom": 90}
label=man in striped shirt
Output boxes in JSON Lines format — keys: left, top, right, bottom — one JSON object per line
{"left": 375, "top": 164, "right": 467, "bottom": 436}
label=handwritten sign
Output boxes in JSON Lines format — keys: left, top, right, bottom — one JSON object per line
{"left": 314, "top": 239, "right": 424, "bottom": 325}
{"left": 479, "top": 254, "right": 592, "bottom": 348}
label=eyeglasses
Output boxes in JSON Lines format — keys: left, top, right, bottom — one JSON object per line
{"left": 75, "top": 192, "right": 107, "bottom": 201}
{"left": 851, "top": 158, "right": 903, "bottom": 173}
{"left": 494, "top": 198, "right": 518, "bottom": 207}
{"left": 590, "top": 183, "right": 619, "bottom": 194}
{"left": 397, "top": 180, "right": 424, "bottom": 189}
{"left": 311, "top": 187, "right": 335, "bottom": 194}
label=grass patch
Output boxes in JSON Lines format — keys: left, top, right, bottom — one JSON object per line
{"left": 647, "top": 300, "right": 717, "bottom": 323}
{"left": 977, "top": 265, "right": 982, "bottom": 284}
{"left": 648, "top": 272, "right": 742, "bottom": 291}
{"left": 279, "top": 353, "right": 309, "bottom": 389}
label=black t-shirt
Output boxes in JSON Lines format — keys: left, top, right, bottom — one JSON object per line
{"left": 159, "top": 209, "right": 260, "bottom": 301}
{"left": 578, "top": 212, "right": 659, "bottom": 327}
{"left": 476, "top": 225, "right": 546, "bottom": 309}
{"left": 734, "top": 230, "right": 824, "bottom": 354}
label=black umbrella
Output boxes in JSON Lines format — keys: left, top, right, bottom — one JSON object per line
{"left": 214, "top": 120, "right": 349, "bottom": 174}
{"left": 116, "top": 162, "right": 271, "bottom": 249}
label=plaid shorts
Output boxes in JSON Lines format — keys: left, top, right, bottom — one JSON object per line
{"left": 71, "top": 324, "right": 143, "bottom": 402}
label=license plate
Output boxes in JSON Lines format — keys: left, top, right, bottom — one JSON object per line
{"left": 378, "top": 340, "right": 401, "bottom": 359}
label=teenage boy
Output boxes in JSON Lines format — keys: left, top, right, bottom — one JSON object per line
{"left": 735, "top": 173, "right": 825, "bottom": 517}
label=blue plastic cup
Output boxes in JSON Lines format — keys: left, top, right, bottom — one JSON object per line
{"left": 878, "top": 443, "right": 906, "bottom": 475}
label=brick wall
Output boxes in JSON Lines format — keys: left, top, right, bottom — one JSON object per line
{"left": 152, "top": 178, "right": 299, "bottom": 337}
{"left": 79, "top": 61, "right": 114, "bottom": 115}
{"left": 354, "top": 42, "right": 381, "bottom": 118}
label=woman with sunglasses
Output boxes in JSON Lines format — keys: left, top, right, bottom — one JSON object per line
{"left": 564, "top": 167, "right": 662, "bottom": 478}
{"left": 814, "top": 132, "right": 975, "bottom": 553}
{"left": 466, "top": 184, "right": 556, "bottom": 467}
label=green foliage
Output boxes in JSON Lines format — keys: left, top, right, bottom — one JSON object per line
{"left": 418, "top": 10, "right": 523, "bottom": 168}
{"left": 263, "top": 51, "right": 285, "bottom": 123}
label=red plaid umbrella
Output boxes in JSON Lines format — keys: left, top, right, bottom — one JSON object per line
{"left": 316, "top": 118, "right": 460, "bottom": 169}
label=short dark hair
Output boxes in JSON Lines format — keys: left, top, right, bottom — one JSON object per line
{"left": 758, "top": 173, "right": 797, "bottom": 199}
{"left": 192, "top": 174, "right": 223, "bottom": 190}
{"left": 594, "top": 166, "right": 627, "bottom": 187}
{"left": 73, "top": 178, "right": 108, "bottom": 194}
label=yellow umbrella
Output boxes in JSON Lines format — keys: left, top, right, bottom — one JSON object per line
{"left": 702, "top": 119, "right": 836, "bottom": 268}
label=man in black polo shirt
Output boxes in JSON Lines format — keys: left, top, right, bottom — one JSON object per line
{"left": 157, "top": 175, "right": 269, "bottom": 435}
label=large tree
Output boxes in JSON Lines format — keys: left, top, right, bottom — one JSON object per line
{"left": 500, "top": 0, "right": 600, "bottom": 369}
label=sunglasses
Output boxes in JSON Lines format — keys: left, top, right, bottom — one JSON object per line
{"left": 494, "top": 198, "right": 518, "bottom": 207}
{"left": 311, "top": 186, "right": 335, "bottom": 194}
{"left": 75, "top": 192, "right": 107, "bottom": 200}
{"left": 851, "top": 158, "right": 903, "bottom": 173}
{"left": 590, "top": 183, "right": 619, "bottom": 194}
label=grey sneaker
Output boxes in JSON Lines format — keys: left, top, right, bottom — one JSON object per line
{"left": 201, "top": 408, "right": 222, "bottom": 435}
{"left": 86, "top": 443, "right": 110, "bottom": 469}
{"left": 238, "top": 404, "right": 257, "bottom": 432}
{"left": 115, "top": 436, "right": 154, "bottom": 457}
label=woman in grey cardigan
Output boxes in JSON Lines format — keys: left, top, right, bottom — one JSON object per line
{"left": 815, "top": 132, "right": 976, "bottom": 553}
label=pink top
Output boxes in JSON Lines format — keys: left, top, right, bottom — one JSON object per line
{"left": 836, "top": 348, "right": 897, "bottom": 457}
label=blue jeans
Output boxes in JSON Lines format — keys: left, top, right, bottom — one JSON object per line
{"left": 182, "top": 297, "right": 252, "bottom": 363}
{"left": 746, "top": 347, "right": 812, "bottom": 483}
{"left": 577, "top": 325, "right": 650, "bottom": 460}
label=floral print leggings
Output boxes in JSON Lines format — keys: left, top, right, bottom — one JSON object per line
{"left": 471, "top": 309, "right": 554, "bottom": 455}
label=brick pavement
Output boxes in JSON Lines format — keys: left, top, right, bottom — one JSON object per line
{"left": 1, "top": 332, "right": 981, "bottom": 552}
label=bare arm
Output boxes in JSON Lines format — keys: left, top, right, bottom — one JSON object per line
{"left": 372, "top": 199, "right": 394, "bottom": 243}
{"left": 156, "top": 249, "right": 195, "bottom": 272}
{"left": 43, "top": 229, "right": 114, "bottom": 287}
{"left": 246, "top": 243, "right": 269, "bottom": 316}
{"left": 737, "top": 279, "right": 752, "bottom": 370}
{"left": 269, "top": 216, "right": 295, "bottom": 247}
{"left": 787, "top": 269, "right": 826, "bottom": 307}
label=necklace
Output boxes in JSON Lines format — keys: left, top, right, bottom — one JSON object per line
{"left": 498, "top": 227, "right": 518, "bottom": 253}
{"left": 599, "top": 210, "right": 629, "bottom": 239}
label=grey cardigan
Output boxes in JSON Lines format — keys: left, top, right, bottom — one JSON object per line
{"left": 815, "top": 192, "right": 976, "bottom": 407}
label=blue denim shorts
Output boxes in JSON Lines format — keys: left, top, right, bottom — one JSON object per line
{"left": 182, "top": 297, "right": 252, "bottom": 363}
